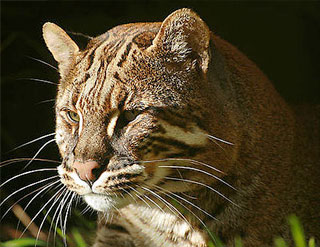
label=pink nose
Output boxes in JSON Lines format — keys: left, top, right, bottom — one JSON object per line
{"left": 73, "top": 160, "right": 101, "bottom": 182}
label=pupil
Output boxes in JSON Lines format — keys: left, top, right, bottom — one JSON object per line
{"left": 70, "top": 111, "right": 78, "bottom": 121}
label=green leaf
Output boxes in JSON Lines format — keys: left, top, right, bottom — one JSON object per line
{"left": 234, "top": 236, "right": 243, "bottom": 247}
{"left": 0, "top": 238, "right": 47, "bottom": 247}
{"left": 72, "top": 210, "right": 95, "bottom": 230}
{"left": 71, "top": 228, "right": 87, "bottom": 247}
{"left": 288, "top": 214, "right": 306, "bottom": 247}
{"left": 308, "top": 238, "right": 316, "bottom": 247}
{"left": 274, "top": 237, "right": 288, "bottom": 247}
{"left": 207, "top": 241, "right": 215, "bottom": 247}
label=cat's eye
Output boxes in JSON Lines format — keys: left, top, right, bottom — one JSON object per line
{"left": 66, "top": 110, "right": 80, "bottom": 123}
{"left": 124, "top": 110, "right": 140, "bottom": 122}
{"left": 115, "top": 109, "right": 141, "bottom": 132}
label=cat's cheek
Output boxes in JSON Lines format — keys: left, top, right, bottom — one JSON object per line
{"left": 55, "top": 130, "right": 64, "bottom": 144}
{"left": 55, "top": 130, "right": 68, "bottom": 155}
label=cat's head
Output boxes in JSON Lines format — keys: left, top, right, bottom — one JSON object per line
{"left": 43, "top": 9, "right": 235, "bottom": 212}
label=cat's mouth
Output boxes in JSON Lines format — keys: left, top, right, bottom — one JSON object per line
{"left": 58, "top": 163, "right": 147, "bottom": 212}
{"left": 83, "top": 192, "right": 127, "bottom": 212}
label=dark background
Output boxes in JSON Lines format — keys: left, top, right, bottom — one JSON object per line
{"left": 1, "top": 0, "right": 320, "bottom": 240}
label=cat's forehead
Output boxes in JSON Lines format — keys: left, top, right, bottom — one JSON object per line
{"left": 60, "top": 23, "right": 168, "bottom": 115}
{"left": 77, "top": 22, "right": 161, "bottom": 68}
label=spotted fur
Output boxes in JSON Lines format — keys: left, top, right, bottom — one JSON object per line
{"left": 43, "top": 8, "right": 320, "bottom": 247}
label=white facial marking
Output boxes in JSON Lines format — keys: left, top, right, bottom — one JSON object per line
{"left": 157, "top": 121, "right": 208, "bottom": 145}
{"left": 107, "top": 110, "right": 120, "bottom": 138}
{"left": 83, "top": 193, "right": 116, "bottom": 212}
{"left": 78, "top": 110, "right": 84, "bottom": 136}
{"left": 55, "top": 129, "right": 64, "bottom": 144}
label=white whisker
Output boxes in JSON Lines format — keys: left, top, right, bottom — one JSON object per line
{"left": 47, "top": 187, "right": 68, "bottom": 246}
{"left": 207, "top": 136, "right": 226, "bottom": 152}
{"left": 15, "top": 182, "right": 63, "bottom": 235}
{"left": 63, "top": 192, "right": 76, "bottom": 240}
{"left": 152, "top": 184, "right": 216, "bottom": 221}
{"left": 137, "top": 158, "right": 224, "bottom": 174}
{"left": 24, "top": 139, "right": 56, "bottom": 169}
{"left": 53, "top": 190, "right": 72, "bottom": 245}
{"left": 164, "top": 176, "right": 238, "bottom": 207}
{"left": 19, "top": 186, "right": 66, "bottom": 238}
{"left": 206, "top": 134, "right": 234, "bottom": 146}
{"left": 142, "top": 193, "right": 165, "bottom": 213}
{"left": 35, "top": 186, "right": 66, "bottom": 245}
{"left": 10, "top": 133, "right": 56, "bottom": 152}
{"left": 141, "top": 186, "right": 192, "bottom": 229}
{"left": 0, "top": 168, "right": 57, "bottom": 189}
{"left": 0, "top": 175, "right": 60, "bottom": 207}
{"left": 120, "top": 188, "right": 138, "bottom": 204}
{"left": 158, "top": 165, "right": 236, "bottom": 191}
{"left": 127, "top": 185, "right": 151, "bottom": 209}
{"left": 0, "top": 158, "right": 60, "bottom": 168}
{"left": 81, "top": 205, "right": 91, "bottom": 215}
{"left": 153, "top": 185, "right": 218, "bottom": 244}
{"left": 20, "top": 78, "right": 58, "bottom": 86}
{"left": 1, "top": 181, "right": 59, "bottom": 221}
{"left": 26, "top": 56, "right": 58, "bottom": 71}
{"left": 36, "top": 99, "right": 56, "bottom": 105}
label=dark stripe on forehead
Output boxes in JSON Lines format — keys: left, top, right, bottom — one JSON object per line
{"left": 114, "top": 72, "right": 124, "bottom": 83}
{"left": 83, "top": 38, "right": 123, "bottom": 74}
{"left": 102, "top": 83, "right": 115, "bottom": 110}
{"left": 109, "top": 39, "right": 126, "bottom": 55}
{"left": 85, "top": 45, "right": 102, "bottom": 71}
{"left": 117, "top": 91, "right": 128, "bottom": 110}
{"left": 117, "top": 42, "right": 132, "bottom": 67}
{"left": 92, "top": 60, "right": 108, "bottom": 104}
{"left": 84, "top": 73, "right": 90, "bottom": 82}
{"left": 96, "top": 61, "right": 109, "bottom": 104}
{"left": 84, "top": 62, "right": 103, "bottom": 106}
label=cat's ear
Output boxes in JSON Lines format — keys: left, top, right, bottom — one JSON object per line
{"left": 42, "top": 22, "right": 79, "bottom": 77}
{"left": 150, "top": 8, "right": 211, "bottom": 73}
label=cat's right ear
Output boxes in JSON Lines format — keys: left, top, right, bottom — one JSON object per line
{"left": 42, "top": 22, "right": 79, "bottom": 77}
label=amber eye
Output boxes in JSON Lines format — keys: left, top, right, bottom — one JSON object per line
{"left": 124, "top": 110, "right": 140, "bottom": 122}
{"left": 115, "top": 110, "right": 140, "bottom": 132}
{"left": 67, "top": 111, "right": 80, "bottom": 123}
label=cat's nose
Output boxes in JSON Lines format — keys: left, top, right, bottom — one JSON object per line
{"left": 73, "top": 160, "right": 102, "bottom": 182}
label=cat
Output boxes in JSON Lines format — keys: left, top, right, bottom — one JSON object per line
{"left": 40, "top": 8, "right": 320, "bottom": 246}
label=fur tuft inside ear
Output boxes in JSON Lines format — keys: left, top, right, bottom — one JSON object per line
{"left": 150, "top": 8, "right": 211, "bottom": 73}
{"left": 42, "top": 22, "right": 79, "bottom": 77}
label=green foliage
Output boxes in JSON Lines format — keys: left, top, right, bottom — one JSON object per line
{"left": 70, "top": 228, "right": 87, "bottom": 247}
{"left": 289, "top": 214, "right": 306, "bottom": 247}
{"left": 207, "top": 215, "right": 317, "bottom": 247}
{"left": 0, "top": 209, "right": 95, "bottom": 247}
{"left": 0, "top": 214, "right": 317, "bottom": 247}
{"left": 274, "top": 237, "right": 288, "bottom": 247}
{"left": 234, "top": 236, "right": 243, "bottom": 247}
{"left": 0, "top": 238, "right": 47, "bottom": 247}
{"left": 308, "top": 238, "right": 316, "bottom": 247}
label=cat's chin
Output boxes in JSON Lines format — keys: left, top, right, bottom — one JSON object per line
{"left": 83, "top": 193, "right": 126, "bottom": 212}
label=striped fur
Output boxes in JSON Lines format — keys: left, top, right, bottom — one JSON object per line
{"left": 43, "top": 8, "right": 320, "bottom": 247}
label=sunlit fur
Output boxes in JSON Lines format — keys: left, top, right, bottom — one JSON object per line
{"left": 38, "top": 8, "right": 320, "bottom": 247}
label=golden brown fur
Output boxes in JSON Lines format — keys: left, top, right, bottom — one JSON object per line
{"left": 42, "top": 8, "right": 319, "bottom": 246}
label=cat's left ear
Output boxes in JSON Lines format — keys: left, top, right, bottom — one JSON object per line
{"left": 149, "top": 8, "right": 211, "bottom": 73}
{"left": 42, "top": 22, "right": 79, "bottom": 77}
